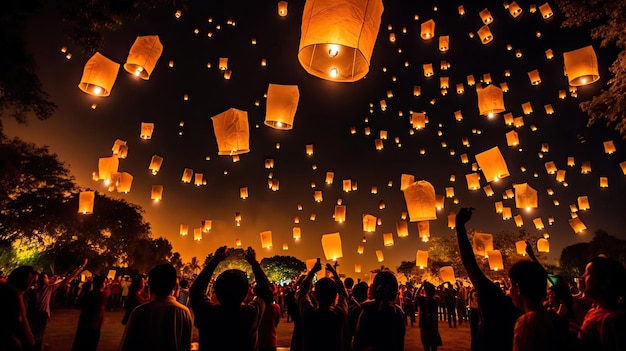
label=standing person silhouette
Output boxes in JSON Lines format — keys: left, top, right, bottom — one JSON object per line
{"left": 455, "top": 208, "right": 521, "bottom": 351}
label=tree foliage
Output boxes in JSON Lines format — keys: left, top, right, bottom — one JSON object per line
{"left": 559, "top": 230, "right": 626, "bottom": 278}
{"left": 204, "top": 248, "right": 253, "bottom": 280}
{"left": 556, "top": 0, "right": 626, "bottom": 137}
{"left": 260, "top": 255, "right": 306, "bottom": 283}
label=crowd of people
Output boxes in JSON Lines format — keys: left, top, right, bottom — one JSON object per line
{"left": 1, "top": 207, "right": 625, "bottom": 350}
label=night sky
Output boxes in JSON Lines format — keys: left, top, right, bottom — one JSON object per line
{"left": 6, "top": 0, "right": 626, "bottom": 278}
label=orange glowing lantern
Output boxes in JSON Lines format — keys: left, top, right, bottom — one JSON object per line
{"left": 321, "top": 232, "right": 343, "bottom": 260}
{"left": 292, "top": 227, "right": 302, "bottom": 240}
{"left": 475, "top": 146, "right": 510, "bottom": 182}
{"left": 515, "top": 240, "right": 527, "bottom": 255}
{"left": 334, "top": 205, "right": 346, "bottom": 222}
{"left": 479, "top": 8, "right": 493, "bottom": 24}
{"left": 477, "top": 25, "right": 493, "bottom": 44}
{"left": 313, "top": 190, "right": 323, "bottom": 202}
{"left": 278, "top": 1, "right": 288, "bottom": 16}
{"left": 179, "top": 224, "right": 188, "bottom": 236}
{"left": 140, "top": 122, "right": 155, "bottom": 140}
{"left": 423, "top": 63, "right": 434, "bottom": 77}
{"left": 193, "top": 228, "right": 202, "bottom": 241}
{"left": 439, "top": 36, "right": 449, "bottom": 51}
{"left": 355, "top": 264, "right": 362, "bottom": 273}
{"left": 78, "top": 191, "right": 95, "bottom": 214}
{"left": 396, "top": 221, "right": 409, "bottom": 237}
{"left": 563, "top": 46, "right": 599, "bottom": 86}
{"left": 539, "top": 3, "right": 553, "bottom": 19}
{"left": 473, "top": 232, "right": 494, "bottom": 257}
{"left": 603, "top": 141, "right": 616, "bottom": 154}
{"left": 383, "top": 233, "right": 394, "bottom": 246}
{"left": 194, "top": 173, "right": 204, "bottom": 186}
{"left": 325, "top": 172, "right": 334, "bottom": 184}
{"left": 306, "top": 144, "right": 314, "bottom": 155}
{"left": 506, "top": 130, "right": 519, "bottom": 146}
{"left": 600, "top": 177, "right": 608, "bottom": 188}
{"left": 218, "top": 57, "right": 228, "bottom": 71}
{"left": 528, "top": 69, "right": 541, "bottom": 85}
{"left": 411, "top": 112, "right": 426, "bottom": 129}
{"left": 149, "top": 155, "right": 163, "bottom": 175}
{"left": 342, "top": 179, "right": 352, "bottom": 192}
{"left": 514, "top": 183, "right": 538, "bottom": 209}
{"left": 181, "top": 168, "right": 193, "bottom": 183}
{"left": 514, "top": 215, "right": 524, "bottom": 227}
{"left": 537, "top": 238, "right": 550, "bottom": 253}
{"left": 298, "top": 0, "right": 384, "bottom": 82}
{"left": 487, "top": 250, "right": 504, "bottom": 271}
{"left": 151, "top": 185, "right": 163, "bottom": 201}
{"left": 477, "top": 85, "right": 505, "bottom": 116}
{"left": 447, "top": 212, "right": 456, "bottom": 229}
{"left": 569, "top": 218, "right": 587, "bottom": 233}
{"left": 578, "top": 196, "right": 590, "bottom": 211}
{"left": 260, "top": 231, "right": 273, "bottom": 249}
{"left": 533, "top": 218, "right": 545, "bottom": 230}
{"left": 111, "top": 139, "right": 128, "bottom": 158}
{"left": 403, "top": 180, "right": 437, "bottom": 221}
{"left": 376, "top": 250, "right": 384, "bottom": 262}
{"left": 265, "top": 84, "right": 299, "bottom": 130}
{"left": 78, "top": 52, "right": 120, "bottom": 96}
{"left": 421, "top": 19, "right": 435, "bottom": 40}
{"left": 98, "top": 156, "right": 119, "bottom": 182}
{"left": 509, "top": 2, "right": 522, "bottom": 17}
{"left": 401, "top": 174, "right": 415, "bottom": 191}
{"left": 357, "top": 245, "right": 364, "bottom": 255}
{"left": 363, "top": 214, "right": 377, "bottom": 232}
{"left": 440, "top": 266, "right": 456, "bottom": 283}
{"left": 466, "top": 173, "right": 481, "bottom": 190}
{"left": 211, "top": 108, "right": 250, "bottom": 155}
{"left": 124, "top": 35, "right": 163, "bottom": 80}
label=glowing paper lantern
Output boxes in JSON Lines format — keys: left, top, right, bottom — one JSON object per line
{"left": 545, "top": 161, "right": 557, "bottom": 174}
{"left": 473, "top": 232, "right": 494, "bottom": 257}
{"left": 440, "top": 266, "right": 456, "bottom": 283}
{"left": 375, "top": 250, "right": 384, "bottom": 262}
{"left": 342, "top": 179, "right": 352, "bottom": 192}
{"left": 514, "top": 215, "right": 524, "bottom": 227}
{"left": 400, "top": 174, "right": 415, "bottom": 191}
{"left": 149, "top": 155, "right": 163, "bottom": 175}
{"left": 411, "top": 112, "right": 426, "bottom": 129}
{"left": 477, "top": 25, "right": 493, "bottom": 44}
{"left": 140, "top": 122, "right": 155, "bottom": 139}
{"left": 111, "top": 139, "right": 128, "bottom": 158}
{"left": 581, "top": 162, "right": 591, "bottom": 174}
{"left": 569, "top": 218, "right": 587, "bottom": 233}
{"left": 515, "top": 241, "right": 527, "bottom": 255}
{"left": 78, "top": 52, "right": 119, "bottom": 96}
{"left": 290, "top": 227, "right": 301, "bottom": 241}
{"left": 563, "top": 46, "right": 600, "bottom": 86}
{"left": 477, "top": 85, "right": 505, "bottom": 116}
{"left": 578, "top": 196, "right": 590, "bottom": 211}
{"left": 357, "top": 245, "right": 364, "bottom": 254}
{"left": 466, "top": 173, "right": 481, "bottom": 190}
{"left": 265, "top": 84, "right": 300, "bottom": 130}
{"left": 298, "top": 0, "right": 384, "bottom": 82}
{"left": 355, "top": 264, "right": 362, "bottom": 273}
{"left": 325, "top": 172, "right": 334, "bottom": 184}
{"left": 383, "top": 233, "right": 394, "bottom": 246}
{"left": 423, "top": 63, "right": 434, "bottom": 77}
{"left": 403, "top": 180, "right": 437, "bottom": 221}
{"left": 194, "top": 173, "right": 204, "bottom": 186}
{"left": 467, "top": 75, "right": 475, "bottom": 86}
{"left": 556, "top": 170, "right": 566, "bottom": 183}
{"left": 537, "top": 238, "right": 550, "bottom": 253}
{"left": 421, "top": 19, "right": 435, "bottom": 40}
{"left": 506, "top": 131, "right": 519, "bottom": 146}
{"left": 123, "top": 35, "right": 163, "bottom": 79}
{"left": 522, "top": 102, "right": 533, "bottom": 115}
{"left": 448, "top": 212, "right": 456, "bottom": 229}
{"left": 528, "top": 69, "right": 541, "bottom": 85}
{"left": 179, "top": 224, "right": 189, "bottom": 236}
{"left": 416, "top": 250, "right": 428, "bottom": 269}
{"left": 193, "top": 228, "right": 202, "bottom": 241}
{"left": 514, "top": 183, "right": 538, "bottom": 209}
{"left": 110, "top": 172, "right": 133, "bottom": 193}
{"left": 334, "top": 205, "right": 346, "bottom": 222}
{"left": 487, "top": 250, "right": 504, "bottom": 271}
{"left": 600, "top": 177, "right": 608, "bottom": 188}
{"left": 418, "top": 221, "right": 430, "bottom": 240}
{"left": 151, "top": 185, "right": 163, "bottom": 201}
{"left": 509, "top": 2, "right": 522, "bottom": 17}
{"left": 181, "top": 168, "right": 193, "bottom": 183}
{"left": 539, "top": 3, "right": 553, "bottom": 19}
{"left": 211, "top": 108, "right": 250, "bottom": 155}
{"left": 603, "top": 141, "right": 616, "bottom": 154}
{"left": 479, "top": 8, "right": 493, "bottom": 24}
{"left": 239, "top": 187, "right": 249, "bottom": 199}
{"left": 439, "top": 36, "right": 449, "bottom": 51}
{"left": 620, "top": 161, "right": 626, "bottom": 175}
{"left": 98, "top": 157, "right": 119, "bottom": 182}
{"left": 533, "top": 218, "right": 545, "bottom": 230}
{"left": 278, "top": 1, "right": 288, "bottom": 16}
{"left": 78, "top": 191, "right": 95, "bottom": 214}
{"left": 306, "top": 144, "right": 314, "bottom": 155}
{"left": 260, "top": 231, "right": 273, "bottom": 249}
{"left": 363, "top": 214, "right": 377, "bottom": 232}
{"left": 321, "top": 232, "right": 343, "bottom": 260}
{"left": 396, "top": 221, "right": 408, "bottom": 237}
{"left": 313, "top": 190, "right": 323, "bottom": 202}
{"left": 475, "top": 146, "right": 510, "bottom": 182}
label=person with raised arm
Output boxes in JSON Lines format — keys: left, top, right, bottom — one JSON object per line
{"left": 190, "top": 246, "right": 272, "bottom": 351}
{"left": 455, "top": 207, "right": 521, "bottom": 351}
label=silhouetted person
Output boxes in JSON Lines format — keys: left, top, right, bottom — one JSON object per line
{"left": 286, "top": 275, "right": 306, "bottom": 351}
{"left": 258, "top": 285, "right": 280, "bottom": 351}
{"left": 1, "top": 266, "right": 37, "bottom": 350}
{"left": 416, "top": 281, "right": 442, "bottom": 351}
{"left": 455, "top": 208, "right": 521, "bottom": 351}
{"left": 346, "top": 281, "right": 368, "bottom": 350}
{"left": 353, "top": 271, "right": 405, "bottom": 351}
{"left": 403, "top": 283, "right": 416, "bottom": 326}
{"left": 71, "top": 275, "right": 109, "bottom": 351}
{"left": 120, "top": 263, "right": 192, "bottom": 351}
{"left": 298, "top": 262, "right": 348, "bottom": 351}
{"left": 444, "top": 282, "right": 457, "bottom": 328}
{"left": 190, "top": 246, "right": 272, "bottom": 351}
{"left": 121, "top": 274, "right": 149, "bottom": 325}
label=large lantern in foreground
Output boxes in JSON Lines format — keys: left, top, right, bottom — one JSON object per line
{"left": 563, "top": 45, "right": 599, "bottom": 86}
{"left": 321, "top": 232, "right": 343, "bottom": 260}
{"left": 487, "top": 250, "right": 504, "bottom": 271}
{"left": 260, "top": 231, "right": 273, "bottom": 249}
{"left": 475, "top": 146, "right": 510, "bottom": 182}
{"left": 79, "top": 52, "right": 120, "bottom": 96}
{"left": 123, "top": 35, "right": 163, "bottom": 80}
{"left": 265, "top": 84, "right": 300, "bottom": 130}
{"left": 514, "top": 183, "right": 538, "bottom": 209}
{"left": 477, "top": 84, "right": 505, "bottom": 115}
{"left": 78, "top": 191, "right": 95, "bottom": 214}
{"left": 403, "top": 180, "right": 437, "bottom": 221}
{"left": 416, "top": 250, "right": 428, "bottom": 269}
{"left": 298, "top": 0, "right": 384, "bottom": 82}
{"left": 473, "top": 232, "right": 494, "bottom": 257}
{"left": 211, "top": 108, "right": 250, "bottom": 155}
{"left": 440, "top": 266, "right": 455, "bottom": 283}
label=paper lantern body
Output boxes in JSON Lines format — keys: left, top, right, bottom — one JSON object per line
{"left": 265, "top": 84, "right": 300, "bottom": 129}
{"left": 539, "top": 3, "right": 553, "bottom": 19}
{"left": 487, "top": 250, "right": 504, "bottom": 271}
{"left": 515, "top": 241, "right": 527, "bottom": 255}
{"left": 418, "top": 221, "right": 430, "bottom": 239}
{"left": 151, "top": 185, "right": 163, "bottom": 201}
{"left": 278, "top": 1, "right": 288, "bottom": 16}
{"left": 140, "top": 122, "right": 154, "bottom": 140}
{"left": 514, "top": 183, "right": 538, "bottom": 209}
{"left": 179, "top": 224, "right": 188, "bottom": 236}
{"left": 298, "top": 0, "right": 384, "bottom": 82}
{"left": 569, "top": 218, "right": 587, "bottom": 233}
{"left": 603, "top": 141, "right": 616, "bottom": 154}
{"left": 403, "top": 180, "right": 437, "bottom": 221}
{"left": 382, "top": 232, "right": 394, "bottom": 246}
{"left": 124, "top": 35, "right": 163, "bottom": 80}
{"left": 509, "top": 2, "right": 522, "bottom": 17}
{"left": 202, "top": 220, "right": 212, "bottom": 232}
{"left": 79, "top": 52, "right": 120, "bottom": 96}
{"left": 363, "top": 214, "right": 377, "bottom": 232}
{"left": 355, "top": 264, "right": 362, "bottom": 273}
{"left": 421, "top": 19, "right": 435, "bottom": 40}
{"left": 466, "top": 173, "right": 481, "bottom": 190}
{"left": 112, "top": 172, "right": 133, "bottom": 193}
{"left": 321, "top": 232, "right": 343, "bottom": 260}
{"left": 111, "top": 139, "right": 128, "bottom": 157}
{"left": 416, "top": 250, "right": 428, "bottom": 268}
{"left": 334, "top": 205, "right": 346, "bottom": 222}
{"left": 411, "top": 112, "right": 426, "bottom": 129}
{"left": 506, "top": 130, "right": 519, "bottom": 146}
{"left": 477, "top": 25, "right": 493, "bottom": 44}
{"left": 477, "top": 85, "right": 505, "bottom": 115}
{"left": 260, "top": 231, "right": 273, "bottom": 248}
{"left": 439, "top": 35, "right": 449, "bottom": 51}
{"left": 537, "top": 238, "right": 550, "bottom": 253}
{"left": 98, "top": 157, "right": 119, "bottom": 181}
{"left": 440, "top": 266, "right": 456, "bottom": 283}
{"left": 396, "top": 221, "right": 409, "bottom": 237}
{"left": 78, "top": 191, "right": 95, "bottom": 214}
{"left": 514, "top": 215, "right": 524, "bottom": 227}
{"left": 211, "top": 108, "right": 250, "bottom": 155}
{"left": 563, "top": 46, "right": 599, "bottom": 86}
{"left": 400, "top": 174, "right": 415, "bottom": 191}
{"left": 149, "top": 155, "right": 163, "bottom": 174}
{"left": 473, "top": 232, "right": 494, "bottom": 257}
{"left": 375, "top": 250, "right": 384, "bottom": 262}
{"left": 475, "top": 146, "right": 510, "bottom": 182}
{"left": 193, "top": 228, "right": 202, "bottom": 241}
{"left": 292, "top": 227, "right": 302, "bottom": 240}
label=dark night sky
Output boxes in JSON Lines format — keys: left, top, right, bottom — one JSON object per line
{"left": 6, "top": 0, "right": 625, "bottom": 278}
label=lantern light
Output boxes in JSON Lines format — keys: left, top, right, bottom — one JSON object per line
{"left": 151, "top": 185, "right": 163, "bottom": 201}
{"left": 321, "top": 232, "right": 343, "bottom": 260}
{"left": 563, "top": 46, "right": 600, "bottom": 86}
{"left": 487, "top": 250, "right": 504, "bottom": 271}
{"left": 421, "top": 19, "right": 435, "bottom": 40}
{"left": 211, "top": 108, "right": 250, "bottom": 155}
{"left": 123, "top": 36, "right": 163, "bottom": 80}
{"left": 78, "top": 52, "right": 119, "bottom": 96}
{"left": 78, "top": 191, "right": 95, "bottom": 214}
{"left": 265, "top": 84, "right": 300, "bottom": 130}
{"left": 403, "top": 180, "right": 437, "bottom": 221}
{"left": 277, "top": 1, "right": 288, "bottom": 16}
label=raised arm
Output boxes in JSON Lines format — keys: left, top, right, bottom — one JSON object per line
{"left": 297, "top": 261, "right": 322, "bottom": 307}
{"left": 455, "top": 208, "right": 490, "bottom": 288}
{"left": 190, "top": 246, "right": 228, "bottom": 300}
{"left": 326, "top": 263, "right": 347, "bottom": 299}
{"left": 243, "top": 247, "right": 272, "bottom": 303}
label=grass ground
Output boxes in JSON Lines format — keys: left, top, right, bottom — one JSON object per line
{"left": 45, "top": 306, "right": 471, "bottom": 350}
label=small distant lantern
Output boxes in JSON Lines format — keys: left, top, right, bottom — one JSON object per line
{"left": 400, "top": 174, "right": 415, "bottom": 191}
{"left": 458, "top": 5, "right": 465, "bottom": 15}
{"left": 506, "top": 130, "right": 519, "bottom": 146}
{"left": 600, "top": 177, "right": 608, "bottom": 188}
{"left": 202, "top": 220, "right": 212, "bottom": 232}
{"left": 355, "top": 264, "right": 362, "bottom": 273}
{"left": 151, "top": 185, "right": 163, "bottom": 201}
{"left": 477, "top": 25, "right": 493, "bottom": 44}
{"left": 306, "top": 144, "right": 314, "bottom": 155}
{"left": 421, "top": 19, "right": 435, "bottom": 40}
{"left": 522, "top": 102, "right": 533, "bottom": 115}
{"left": 603, "top": 141, "right": 616, "bottom": 154}
{"left": 376, "top": 250, "right": 384, "bottom": 262}
{"left": 396, "top": 221, "right": 409, "bottom": 237}
{"left": 78, "top": 191, "right": 95, "bottom": 214}
{"left": 277, "top": 1, "right": 288, "bottom": 16}
{"left": 545, "top": 49, "right": 554, "bottom": 60}
{"left": 479, "top": 8, "right": 493, "bottom": 24}
{"left": 98, "top": 156, "right": 119, "bottom": 182}
{"left": 260, "top": 231, "right": 273, "bottom": 249}
{"left": 528, "top": 69, "right": 541, "bottom": 85}
{"left": 514, "top": 183, "right": 538, "bottom": 209}
{"left": 181, "top": 168, "right": 193, "bottom": 183}
{"left": 334, "top": 205, "right": 346, "bottom": 222}
{"left": 211, "top": 108, "right": 250, "bottom": 155}
{"left": 515, "top": 240, "right": 527, "bottom": 255}
{"left": 123, "top": 35, "right": 163, "bottom": 80}
{"left": 149, "top": 155, "right": 163, "bottom": 175}
{"left": 342, "top": 179, "right": 352, "bottom": 192}
{"left": 447, "top": 212, "right": 456, "bottom": 229}
{"left": 218, "top": 57, "right": 228, "bottom": 71}
{"left": 539, "top": 2, "right": 553, "bottom": 19}
{"left": 563, "top": 46, "right": 600, "bottom": 86}
{"left": 473, "top": 232, "right": 494, "bottom": 257}
{"left": 509, "top": 2, "right": 522, "bottom": 17}
{"left": 403, "top": 180, "right": 437, "bottom": 221}
{"left": 383, "top": 233, "right": 394, "bottom": 246}
{"left": 363, "top": 214, "right": 377, "bottom": 232}
{"left": 440, "top": 77, "right": 449, "bottom": 89}
{"left": 556, "top": 170, "right": 566, "bottom": 183}
{"left": 537, "top": 238, "right": 550, "bottom": 252}
{"left": 298, "top": 0, "right": 384, "bottom": 82}
{"left": 265, "top": 84, "right": 300, "bottom": 130}
{"left": 179, "top": 224, "right": 188, "bottom": 236}
{"left": 411, "top": 112, "right": 426, "bottom": 129}
{"left": 581, "top": 161, "right": 591, "bottom": 174}
{"left": 78, "top": 52, "right": 120, "bottom": 96}
{"left": 569, "top": 218, "right": 587, "bottom": 233}
{"left": 619, "top": 161, "right": 626, "bottom": 175}
{"left": 423, "top": 63, "right": 434, "bottom": 77}
{"left": 467, "top": 75, "right": 476, "bottom": 86}
{"left": 357, "top": 245, "right": 364, "bottom": 255}
{"left": 413, "top": 86, "right": 422, "bottom": 96}
{"left": 465, "top": 173, "right": 481, "bottom": 190}
{"left": 140, "top": 122, "right": 154, "bottom": 140}
{"left": 445, "top": 187, "right": 455, "bottom": 198}
{"left": 321, "top": 232, "right": 343, "bottom": 260}
{"left": 578, "top": 196, "right": 590, "bottom": 211}
{"left": 477, "top": 85, "right": 505, "bottom": 116}
{"left": 545, "top": 161, "right": 557, "bottom": 174}
{"left": 483, "top": 185, "right": 494, "bottom": 197}
{"left": 375, "top": 139, "right": 384, "bottom": 150}
{"left": 502, "top": 207, "right": 512, "bottom": 220}
{"left": 487, "top": 250, "right": 504, "bottom": 271}
{"left": 475, "top": 146, "right": 510, "bottom": 182}
{"left": 240, "top": 187, "right": 249, "bottom": 199}
{"left": 514, "top": 215, "right": 524, "bottom": 227}
{"left": 325, "top": 172, "right": 334, "bottom": 185}
{"left": 439, "top": 36, "right": 449, "bottom": 51}
{"left": 194, "top": 173, "right": 204, "bottom": 186}
{"left": 193, "top": 228, "right": 202, "bottom": 241}
{"left": 533, "top": 218, "right": 545, "bottom": 230}
{"left": 292, "top": 227, "right": 302, "bottom": 240}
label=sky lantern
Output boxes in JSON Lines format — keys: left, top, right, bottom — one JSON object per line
{"left": 148, "top": 155, "right": 163, "bottom": 175}
{"left": 509, "top": 2, "right": 522, "bottom": 17}
{"left": 396, "top": 221, "right": 408, "bottom": 237}
{"left": 140, "top": 122, "right": 154, "bottom": 140}
{"left": 479, "top": 8, "right": 493, "bottom": 24}
{"left": 483, "top": 185, "right": 494, "bottom": 197}
{"left": 123, "top": 35, "right": 163, "bottom": 79}
{"left": 239, "top": 187, "right": 249, "bottom": 199}
{"left": 363, "top": 214, "right": 377, "bottom": 232}
{"left": 313, "top": 190, "right": 323, "bottom": 202}
{"left": 473, "top": 232, "right": 494, "bottom": 257}
{"left": 569, "top": 218, "right": 587, "bottom": 233}
{"left": 194, "top": 173, "right": 204, "bottom": 186}
{"left": 514, "top": 183, "right": 538, "bottom": 209}
{"left": 78, "top": 52, "right": 119, "bottom": 96}
{"left": 202, "top": 220, "right": 212, "bottom": 232}
{"left": 411, "top": 112, "right": 426, "bottom": 129}
{"left": 514, "top": 215, "right": 524, "bottom": 227}
{"left": 528, "top": 69, "right": 541, "bottom": 85}
{"left": 448, "top": 212, "right": 456, "bottom": 229}
{"left": 545, "top": 161, "right": 557, "bottom": 174}
{"left": 321, "top": 232, "right": 343, "bottom": 260}
{"left": 292, "top": 227, "right": 301, "bottom": 240}
{"left": 467, "top": 75, "right": 476, "bottom": 86}
{"left": 537, "top": 238, "right": 550, "bottom": 253}
{"left": 374, "top": 139, "right": 383, "bottom": 150}
{"left": 400, "top": 174, "right": 415, "bottom": 191}
{"left": 211, "top": 108, "right": 250, "bottom": 155}
{"left": 440, "top": 266, "right": 456, "bottom": 283}
{"left": 357, "top": 245, "right": 364, "bottom": 255}
{"left": 487, "top": 250, "right": 504, "bottom": 271}
{"left": 193, "top": 228, "right": 202, "bottom": 241}
{"left": 265, "top": 159, "right": 275, "bottom": 169}
{"left": 417, "top": 221, "right": 430, "bottom": 241}
{"left": 581, "top": 161, "right": 591, "bottom": 174}
{"left": 439, "top": 35, "right": 449, "bottom": 51}
{"left": 376, "top": 250, "right": 384, "bottom": 262}
{"left": 522, "top": 102, "right": 533, "bottom": 115}
{"left": 297, "top": 0, "right": 384, "bottom": 82}
{"left": 218, "top": 57, "right": 228, "bottom": 71}
{"left": 466, "top": 173, "right": 481, "bottom": 190}
{"left": 506, "top": 130, "right": 519, "bottom": 146}
{"left": 556, "top": 170, "right": 566, "bottom": 183}
{"left": 78, "top": 191, "right": 95, "bottom": 214}
{"left": 420, "top": 19, "right": 435, "bottom": 40}
{"left": 383, "top": 232, "right": 394, "bottom": 246}
{"left": 515, "top": 240, "right": 527, "bottom": 255}
{"left": 477, "top": 85, "right": 505, "bottom": 116}
{"left": 151, "top": 185, "right": 163, "bottom": 201}
{"left": 277, "top": 1, "right": 288, "bottom": 16}
{"left": 111, "top": 139, "right": 128, "bottom": 158}
{"left": 325, "top": 172, "right": 334, "bottom": 184}
{"left": 483, "top": 73, "right": 492, "bottom": 85}
{"left": 563, "top": 45, "right": 600, "bottom": 86}
{"left": 306, "top": 144, "right": 314, "bottom": 155}
{"left": 578, "top": 196, "right": 590, "bottom": 211}
{"left": 403, "top": 180, "right": 437, "bottom": 221}
{"left": 334, "top": 205, "right": 346, "bottom": 222}
{"left": 179, "top": 224, "right": 188, "bottom": 236}
{"left": 545, "top": 104, "right": 554, "bottom": 114}
{"left": 539, "top": 2, "right": 553, "bottom": 19}
{"left": 533, "top": 218, "right": 545, "bottom": 230}
{"left": 603, "top": 141, "right": 616, "bottom": 154}
{"left": 475, "top": 146, "right": 510, "bottom": 182}
{"left": 413, "top": 86, "right": 422, "bottom": 96}
{"left": 620, "top": 161, "right": 626, "bottom": 175}
{"left": 355, "top": 264, "right": 362, "bottom": 273}
{"left": 110, "top": 172, "right": 133, "bottom": 193}
{"left": 440, "top": 77, "right": 449, "bottom": 89}
{"left": 342, "top": 179, "right": 352, "bottom": 192}
{"left": 502, "top": 206, "right": 512, "bottom": 220}
{"left": 445, "top": 186, "right": 455, "bottom": 198}
{"left": 265, "top": 84, "right": 300, "bottom": 130}
{"left": 260, "top": 231, "right": 273, "bottom": 249}
{"left": 504, "top": 113, "right": 514, "bottom": 125}
{"left": 181, "top": 168, "right": 193, "bottom": 183}
{"left": 423, "top": 63, "right": 434, "bottom": 77}
{"left": 501, "top": 82, "right": 509, "bottom": 92}
{"left": 600, "top": 177, "right": 608, "bottom": 188}
{"left": 416, "top": 250, "right": 428, "bottom": 269}
{"left": 97, "top": 156, "right": 119, "bottom": 182}
{"left": 477, "top": 25, "right": 493, "bottom": 44}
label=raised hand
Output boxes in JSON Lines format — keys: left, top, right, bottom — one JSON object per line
{"left": 456, "top": 207, "right": 474, "bottom": 226}
{"left": 311, "top": 260, "right": 322, "bottom": 273}
{"left": 243, "top": 247, "right": 257, "bottom": 264}
{"left": 214, "top": 246, "right": 229, "bottom": 262}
